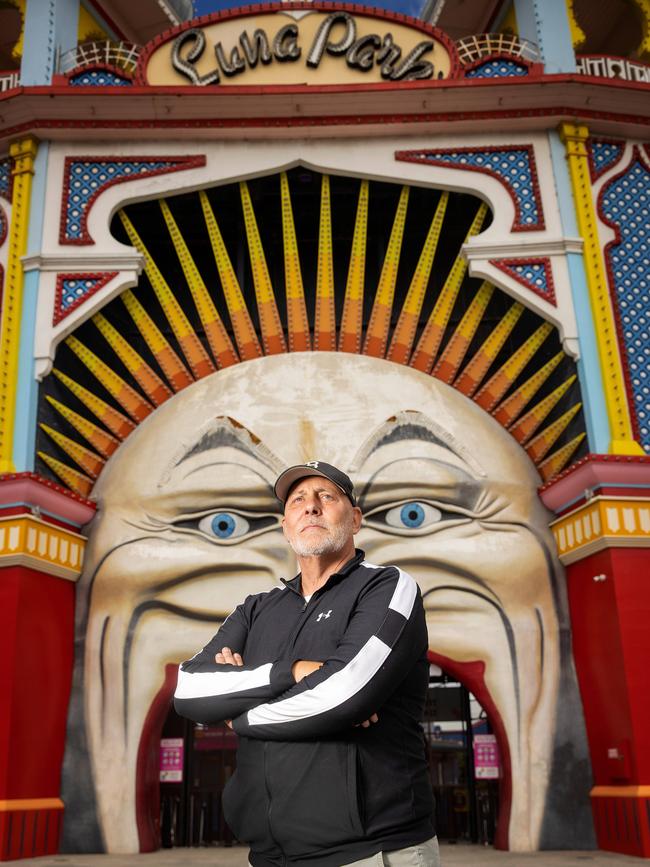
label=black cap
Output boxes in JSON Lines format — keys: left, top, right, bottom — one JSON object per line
{"left": 274, "top": 461, "right": 356, "bottom": 506}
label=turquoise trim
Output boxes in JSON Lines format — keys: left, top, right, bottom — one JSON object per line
{"left": 21, "top": 0, "right": 80, "bottom": 86}
{"left": 548, "top": 131, "right": 610, "bottom": 453}
{"left": 513, "top": 0, "right": 576, "bottom": 74}
{"left": 12, "top": 143, "right": 49, "bottom": 472}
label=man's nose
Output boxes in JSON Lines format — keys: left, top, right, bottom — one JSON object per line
{"left": 304, "top": 497, "right": 321, "bottom": 514}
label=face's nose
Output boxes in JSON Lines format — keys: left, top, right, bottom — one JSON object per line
{"left": 304, "top": 493, "right": 322, "bottom": 514}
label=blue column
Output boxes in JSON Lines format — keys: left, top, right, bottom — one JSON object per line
{"left": 547, "top": 130, "right": 610, "bottom": 453}
{"left": 513, "top": 0, "right": 576, "bottom": 73}
{"left": 12, "top": 143, "right": 49, "bottom": 472}
{"left": 20, "top": 0, "right": 80, "bottom": 86}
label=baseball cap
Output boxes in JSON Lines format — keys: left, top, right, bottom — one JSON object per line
{"left": 274, "top": 461, "right": 357, "bottom": 506}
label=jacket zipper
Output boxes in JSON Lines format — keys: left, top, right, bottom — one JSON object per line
{"left": 263, "top": 741, "right": 286, "bottom": 865}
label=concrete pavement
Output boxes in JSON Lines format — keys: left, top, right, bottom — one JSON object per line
{"left": 12, "top": 846, "right": 646, "bottom": 866}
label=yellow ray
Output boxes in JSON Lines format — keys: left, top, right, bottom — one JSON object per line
{"left": 411, "top": 203, "right": 488, "bottom": 373}
{"left": 474, "top": 321, "right": 554, "bottom": 412}
{"left": 454, "top": 301, "right": 524, "bottom": 396}
{"left": 160, "top": 198, "right": 239, "bottom": 369}
{"left": 280, "top": 173, "right": 311, "bottom": 352}
{"left": 199, "top": 190, "right": 263, "bottom": 362}
{"left": 526, "top": 403, "right": 582, "bottom": 462}
{"left": 314, "top": 175, "right": 336, "bottom": 352}
{"left": 40, "top": 423, "right": 104, "bottom": 479}
{"left": 66, "top": 335, "right": 153, "bottom": 423}
{"left": 339, "top": 180, "right": 369, "bottom": 354}
{"left": 119, "top": 209, "right": 214, "bottom": 379}
{"left": 388, "top": 192, "right": 448, "bottom": 365}
{"left": 538, "top": 432, "right": 586, "bottom": 481}
{"left": 509, "top": 375, "right": 577, "bottom": 444}
{"left": 45, "top": 395, "right": 120, "bottom": 458}
{"left": 121, "top": 290, "right": 194, "bottom": 392}
{"left": 53, "top": 368, "right": 135, "bottom": 440}
{"left": 364, "top": 186, "right": 410, "bottom": 358}
{"left": 240, "top": 181, "right": 287, "bottom": 355}
{"left": 493, "top": 351, "right": 564, "bottom": 428}
{"left": 94, "top": 312, "right": 172, "bottom": 406}
{"left": 433, "top": 281, "right": 494, "bottom": 383}
{"left": 38, "top": 451, "right": 94, "bottom": 498}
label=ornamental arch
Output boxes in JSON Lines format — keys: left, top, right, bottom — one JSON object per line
{"left": 34, "top": 164, "right": 595, "bottom": 854}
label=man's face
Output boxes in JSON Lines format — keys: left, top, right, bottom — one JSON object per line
{"left": 281, "top": 476, "right": 361, "bottom": 557}
{"left": 70, "top": 352, "right": 564, "bottom": 854}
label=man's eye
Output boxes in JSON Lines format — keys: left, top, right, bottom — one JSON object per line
{"left": 364, "top": 500, "right": 467, "bottom": 534}
{"left": 198, "top": 512, "right": 250, "bottom": 539}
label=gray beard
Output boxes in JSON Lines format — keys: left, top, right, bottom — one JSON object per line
{"left": 289, "top": 515, "right": 353, "bottom": 558}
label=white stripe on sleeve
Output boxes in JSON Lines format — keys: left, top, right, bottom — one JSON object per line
{"left": 246, "top": 636, "right": 390, "bottom": 726}
{"left": 175, "top": 663, "right": 273, "bottom": 700}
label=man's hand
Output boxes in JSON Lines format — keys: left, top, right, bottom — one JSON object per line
{"left": 216, "top": 647, "right": 243, "bottom": 666}
{"left": 292, "top": 659, "right": 324, "bottom": 682}
{"left": 356, "top": 712, "right": 379, "bottom": 728}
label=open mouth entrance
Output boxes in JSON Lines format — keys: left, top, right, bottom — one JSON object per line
{"left": 135, "top": 658, "right": 508, "bottom": 852}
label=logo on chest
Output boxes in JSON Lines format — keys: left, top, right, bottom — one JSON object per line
{"left": 316, "top": 610, "right": 333, "bottom": 622}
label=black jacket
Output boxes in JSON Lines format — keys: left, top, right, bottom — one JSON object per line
{"left": 174, "top": 549, "right": 435, "bottom": 866}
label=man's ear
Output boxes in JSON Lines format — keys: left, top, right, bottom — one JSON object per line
{"left": 281, "top": 515, "right": 289, "bottom": 540}
{"left": 351, "top": 506, "right": 363, "bottom": 534}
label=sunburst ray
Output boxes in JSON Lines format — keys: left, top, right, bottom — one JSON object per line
{"left": 509, "top": 376, "right": 577, "bottom": 444}
{"left": 433, "top": 281, "right": 494, "bottom": 383}
{"left": 493, "top": 351, "right": 565, "bottom": 428}
{"left": 37, "top": 451, "right": 94, "bottom": 497}
{"left": 314, "top": 175, "right": 336, "bottom": 352}
{"left": 45, "top": 395, "right": 120, "bottom": 458}
{"left": 454, "top": 301, "right": 524, "bottom": 397}
{"left": 281, "top": 172, "right": 311, "bottom": 352}
{"left": 40, "top": 423, "right": 105, "bottom": 479}
{"left": 339, "top": 180, "right": 369, "bottom": 354}
{"left": 52, "top": 369, "right": 135, "bottom": 440}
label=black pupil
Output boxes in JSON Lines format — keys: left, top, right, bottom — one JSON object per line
{"left": 408, "top": 510, "right": 418, "bottom": 521}
{"left": 218, "top": 520, "right": 230, "bottom": 531}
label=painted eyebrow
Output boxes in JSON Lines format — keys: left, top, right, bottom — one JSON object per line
{"left": 351, "top": 410, "right": 486, "bottom": 478}
{"left": 172, "top": 416, "right": 279, "bottom": 472}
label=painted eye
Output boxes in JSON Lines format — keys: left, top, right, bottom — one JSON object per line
{"left": 385, "top": 501, "right": 442, "bottom": 530}
{"left": 198, "top": 512, "right": 250, "bottom": 540}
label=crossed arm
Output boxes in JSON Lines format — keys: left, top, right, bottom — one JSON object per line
{"left": 173, "top": 566, "right": 426, "bottom": 739}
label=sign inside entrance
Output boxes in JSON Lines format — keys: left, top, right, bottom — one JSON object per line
{"left": 140, "top": 5, "right": 456, "bottom": 87}
{"left": 473, "top": 733, "right": 501, "bottom": 780}
{"left": 160, "top": 737, "right": 184, "bottom": 782}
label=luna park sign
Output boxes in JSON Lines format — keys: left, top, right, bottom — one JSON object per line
{"left": 141, "top": 5, "right": 457, "bottom": 87}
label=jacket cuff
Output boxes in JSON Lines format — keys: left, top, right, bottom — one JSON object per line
{"left": 270, "top": 658, "right": 295, "bottom": 693}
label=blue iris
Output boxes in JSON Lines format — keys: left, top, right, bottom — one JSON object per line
{"left": 399, "top": 502, "right": 425, "bottom": 528}
{"left": 210, "top": 513, "right": 236, "bottom": 538}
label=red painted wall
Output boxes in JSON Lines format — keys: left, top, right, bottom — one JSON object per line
{"left": 566, "top": 548, "right": 650, "bottom": 785}
{"left": 0, "top": 566, "right": 75, "bottom": 798}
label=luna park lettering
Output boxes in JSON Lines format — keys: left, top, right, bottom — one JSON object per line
{"left": 171, "top": 12, "right": 440, "bottom": 85}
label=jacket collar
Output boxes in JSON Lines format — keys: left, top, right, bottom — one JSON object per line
{"left": 281, "top": 548, "right": 365, "bottom": 595}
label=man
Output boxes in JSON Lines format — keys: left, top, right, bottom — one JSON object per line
{"left": 174, "top": 460, "right": 439, "bottom": 867}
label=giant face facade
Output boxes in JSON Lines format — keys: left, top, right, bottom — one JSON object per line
{"left": 62, "top": 352, "right": 593, "bottom": 854}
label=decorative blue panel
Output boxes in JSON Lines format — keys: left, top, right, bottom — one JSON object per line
{"left": 588, "top": 140, "right": 624, "bottom": 181}
{"left": 600, "top": 156, "right": 650, "bottom": 451}
{"left": 466, "top": 59, "right": 529, "bottom": 78}
{"left": 69, "top": 69, "right": 132, "bottom": 87}
{"left": 0, "top": 158, "right": 12, "bottom": 202}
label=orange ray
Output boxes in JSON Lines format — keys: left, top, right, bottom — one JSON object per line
{"left": 339, "top": 180, "right": 369, "bottom": 354}
{"left": 364, "top": 186, "right": 410, "bottom": 358}
{"left": 280, "top": 173, "right": 311, "bottom": 352}
{"left": 314, "top": 175, "right": 336, "bottom": 352}
{"left": 45, "top": 395, "right": 120, "bottom": 458}
{"left": 121, "top": 290, "right": 194, "bottom": 392}
{"left": 433, "top": 281, "right": 493, "bottom": 383}
{"left": 53, "top": 369, "right": 135, "bottom": 440}
{"left": 473, "top": 322, "right": 554, "bottom": 412}
{"left": 526, "top": 403, "right": 582, "bottom": 462}
{"left": 538, "top": 433, "right": 586, "bottom": 482}
{"left": 94, "top": 312, "right": 172, "bottom": 406}
{"left": 66, "top": 335, "right": 153, "bottom": 423}
{"left": 38, "top": 451, "right": 94, "bottom": 497}
{"left": 388, "top": 192, "right": 448, "bottom": 365}
{"left": 493, "top": 351, "right": 564, "bottom": 428}
{"left": 509, "top": 375, "right": 577, "bottom": 444}
{"left": 240, "top": 181, "right": 287, "bottom": 355}
{"left": 454, "top": 301, "right": 523, "bottom": 396}
{"left": 40, "top": 423, "right": 105, "bottom": 479}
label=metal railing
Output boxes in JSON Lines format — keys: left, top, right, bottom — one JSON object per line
{"left": 59, "top": 41, "right": 140, "bottom": 75}
{"left": 576, "top": 54, "right": 650, "bottom": 83}
{"left": 456, "top": 33, "right": 541, "bottom": 65}
{"left": 0, "top": 70, "right": 20, "bottom": 92}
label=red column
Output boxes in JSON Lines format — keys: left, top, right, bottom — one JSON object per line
{"left": 0, "top": 474, "right": 95, "bottom": 861}
{"left": 540, "top": 455, "right": 650, "bottom": 859}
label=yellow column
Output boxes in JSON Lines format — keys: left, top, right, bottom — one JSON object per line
{"left": 0, "top": 136, "right": 38, "bottom": 473}
{"left": 559, "top": 122, "right": 644, "bottom": 456}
